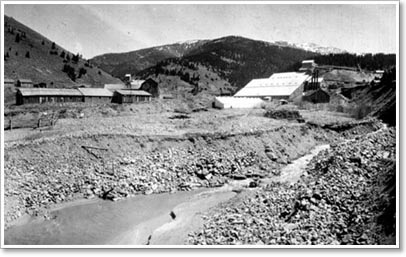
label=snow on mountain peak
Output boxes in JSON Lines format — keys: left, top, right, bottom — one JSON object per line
{"left": 272, "top": 40, "right": 349, "bottom": 55}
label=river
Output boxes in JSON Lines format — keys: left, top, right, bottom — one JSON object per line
{"left": 4, "top": 144, "right": 330, "bottom": 245}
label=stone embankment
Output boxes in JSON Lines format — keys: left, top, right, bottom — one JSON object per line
{"left": 188, "top": 124, "right": 396, "bottom": 245}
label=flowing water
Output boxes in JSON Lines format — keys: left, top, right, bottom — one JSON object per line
{"left": 5, "top": 189, "right": 236, "bottom": 245}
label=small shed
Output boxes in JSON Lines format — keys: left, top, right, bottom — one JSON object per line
{"left": 302, "top": 89, "right": 330, "bottom": 104}
{"left": 16, "top": 88, "right": 83, "bottom": 105}
{"left": 113, "top": 90, "right": 152, "bottom": 104}
{"left": 78, "top": 88, "right": 113, "bottom": 104}
{"left": 17, "top": 79, "right": 33, "bottom": 88}
{"left": 4, "top": 78, "right": 15, "bottom": 87}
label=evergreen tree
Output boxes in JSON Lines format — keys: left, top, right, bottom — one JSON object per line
{"left": 15, "top": 33, "right": 20, "bottom": 43}
{"left": 78, "top": 67, "right": 87, "bottom": 78}
{"left": 25, "top": 51, "right": 30, "bottom": 58}
{"left": 51, "top": 42, "right": 56, "bottom": 50}
{"left": 60, "top": 51, "right": 66, "bottom": 58}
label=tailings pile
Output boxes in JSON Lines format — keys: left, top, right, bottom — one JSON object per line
{"left": 4, "top": 124, "right": 333, "bottom": 229}
{"left": 188, "top": 126, "right": 395, "bottom": 245}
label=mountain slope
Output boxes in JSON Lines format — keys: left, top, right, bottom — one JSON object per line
{"left": 90, "top": 40, "right": 209, "bottom": 79}
{"left": 135, "top": 36, "right": 318, "bottom": 97}
{"left": 4, "top": 16, "right": 122, "bottom": 89}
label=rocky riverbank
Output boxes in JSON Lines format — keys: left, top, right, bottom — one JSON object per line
{"left": 188, "top": 125, "right": 396, "bottom": 245}
{"left": 4, "top": 118, "right": 383, "bottom": 231}
{"left": 4, "top": 123, "right": 336, "bottom": 229}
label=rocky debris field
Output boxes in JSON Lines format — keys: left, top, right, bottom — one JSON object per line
{"left": 4, "top": 123, "right": 339, "bottom": 229}
{"left": 264, "top": 108, "right": 304, "bottom": 123}
{"left": 188, "top": 125, "right": 396, "bottom": 245}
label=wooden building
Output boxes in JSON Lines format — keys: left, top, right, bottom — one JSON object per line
{"left": 139, "top": 78, "right": 159, "bottom": 97}
{"left": 17, "top": 79, "right": 33, "bottom": 88}
{"left": 78, "top": 88, "right": 113, "bottom": 104}
{"left": 113, "top": 90, "right": 152, "bottom": 104}
{"left": 299, "top": 60, "right": 317, "bottom": 72}
{"left": 4, "top": 78, "right": 15, "bottom": 87}
{"left": 16, "top": 88, "right": 83, "bottom": 105}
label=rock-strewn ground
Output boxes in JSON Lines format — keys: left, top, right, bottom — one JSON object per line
{"left": 4, "top": 122, "right": 337, "bottom": 229}
{"left": 188, "top": 125, "right": 396, "bottom": 245}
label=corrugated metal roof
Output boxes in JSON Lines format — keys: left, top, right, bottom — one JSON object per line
{"left": 78, "top": 88, "right": 113, "bottom": 97}
{"left": 235, "top": 72, "right": 310, "bottom": 97}
{"left": 116, "top": 90, "right": 152, "bottom": 96}
{"left": 235, "top": 85, "right": 300, "bottom": 97}
{"left": 18, "top": 88, "right": 83, "bottom": 96}
{"left": 104, "top": 84, "right": 126, "bottom": 91}
{"left": 129, "top": 80, "right": 145, "bottom": 90}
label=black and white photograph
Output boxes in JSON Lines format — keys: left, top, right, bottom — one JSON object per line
{"left": 1, "top": 0, "right": 399, "bottom": 248}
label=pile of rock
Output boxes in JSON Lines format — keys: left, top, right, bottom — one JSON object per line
{"left": 188, "top": 127, "right": 396, "bottom": 245}
{"left": 264, "top": 108, "right": 304, "bottom": 122}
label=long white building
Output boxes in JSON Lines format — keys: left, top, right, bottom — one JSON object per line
{"left": 234, "top": 72, "right": 311, "bottom": 102}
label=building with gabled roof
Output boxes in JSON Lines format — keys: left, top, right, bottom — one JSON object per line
{"left": 4, "top": 78, "right": 15, "bottom": 86}
{"left": 78, "top": 88, "right": 113, "bottom": 103}
{"left": 16, "top": 88, "right": 83, "bottom": 105}
{"left": 299, "top": 60, "right": 317, "bottom": 72}
{"left": 17, "top": 79, "right": 33, "bottom": 88}
{"left": 234, "top": 72, "right": 311, "bottom": 102}
{"left": 113, "top": 90, "right": 152, "bottom": 104}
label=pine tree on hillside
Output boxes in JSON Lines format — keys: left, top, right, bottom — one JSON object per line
{"left": 15, "top": 33, "right": 20, "bottom": 43}
{"left": 25, "top": 51, "right": 30, "bottom": 58}
{"left": 78, "top": 67, "right": 87, "bottom": 78}
{"left": 51, "top": 42, "right": 56, "bottom": 50}
{"left": 60, "top": 51, "right": 66, "bottom": 58}
{"left": 72, "top": 53, "right": 80, "bottom": 63}
{"left": 41, "top": 40, "right": 45, "bottom": 45}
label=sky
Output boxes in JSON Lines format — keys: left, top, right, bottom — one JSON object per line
{"left": 4, "top": 3, "right": 397, "bottom": 59}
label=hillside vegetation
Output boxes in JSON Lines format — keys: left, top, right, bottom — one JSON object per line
{"left": 134, "top": 36, "right": 318, "bottom": 96}
{"left": 90, "top": 40, "right": 209, "bottom": 79}
{"left": 3, "top": 16, "right": 122, "bottom": 104}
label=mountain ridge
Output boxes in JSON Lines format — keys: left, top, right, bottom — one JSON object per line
{"left": 4, "top": 15, "right": 122, "bottom": 87}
